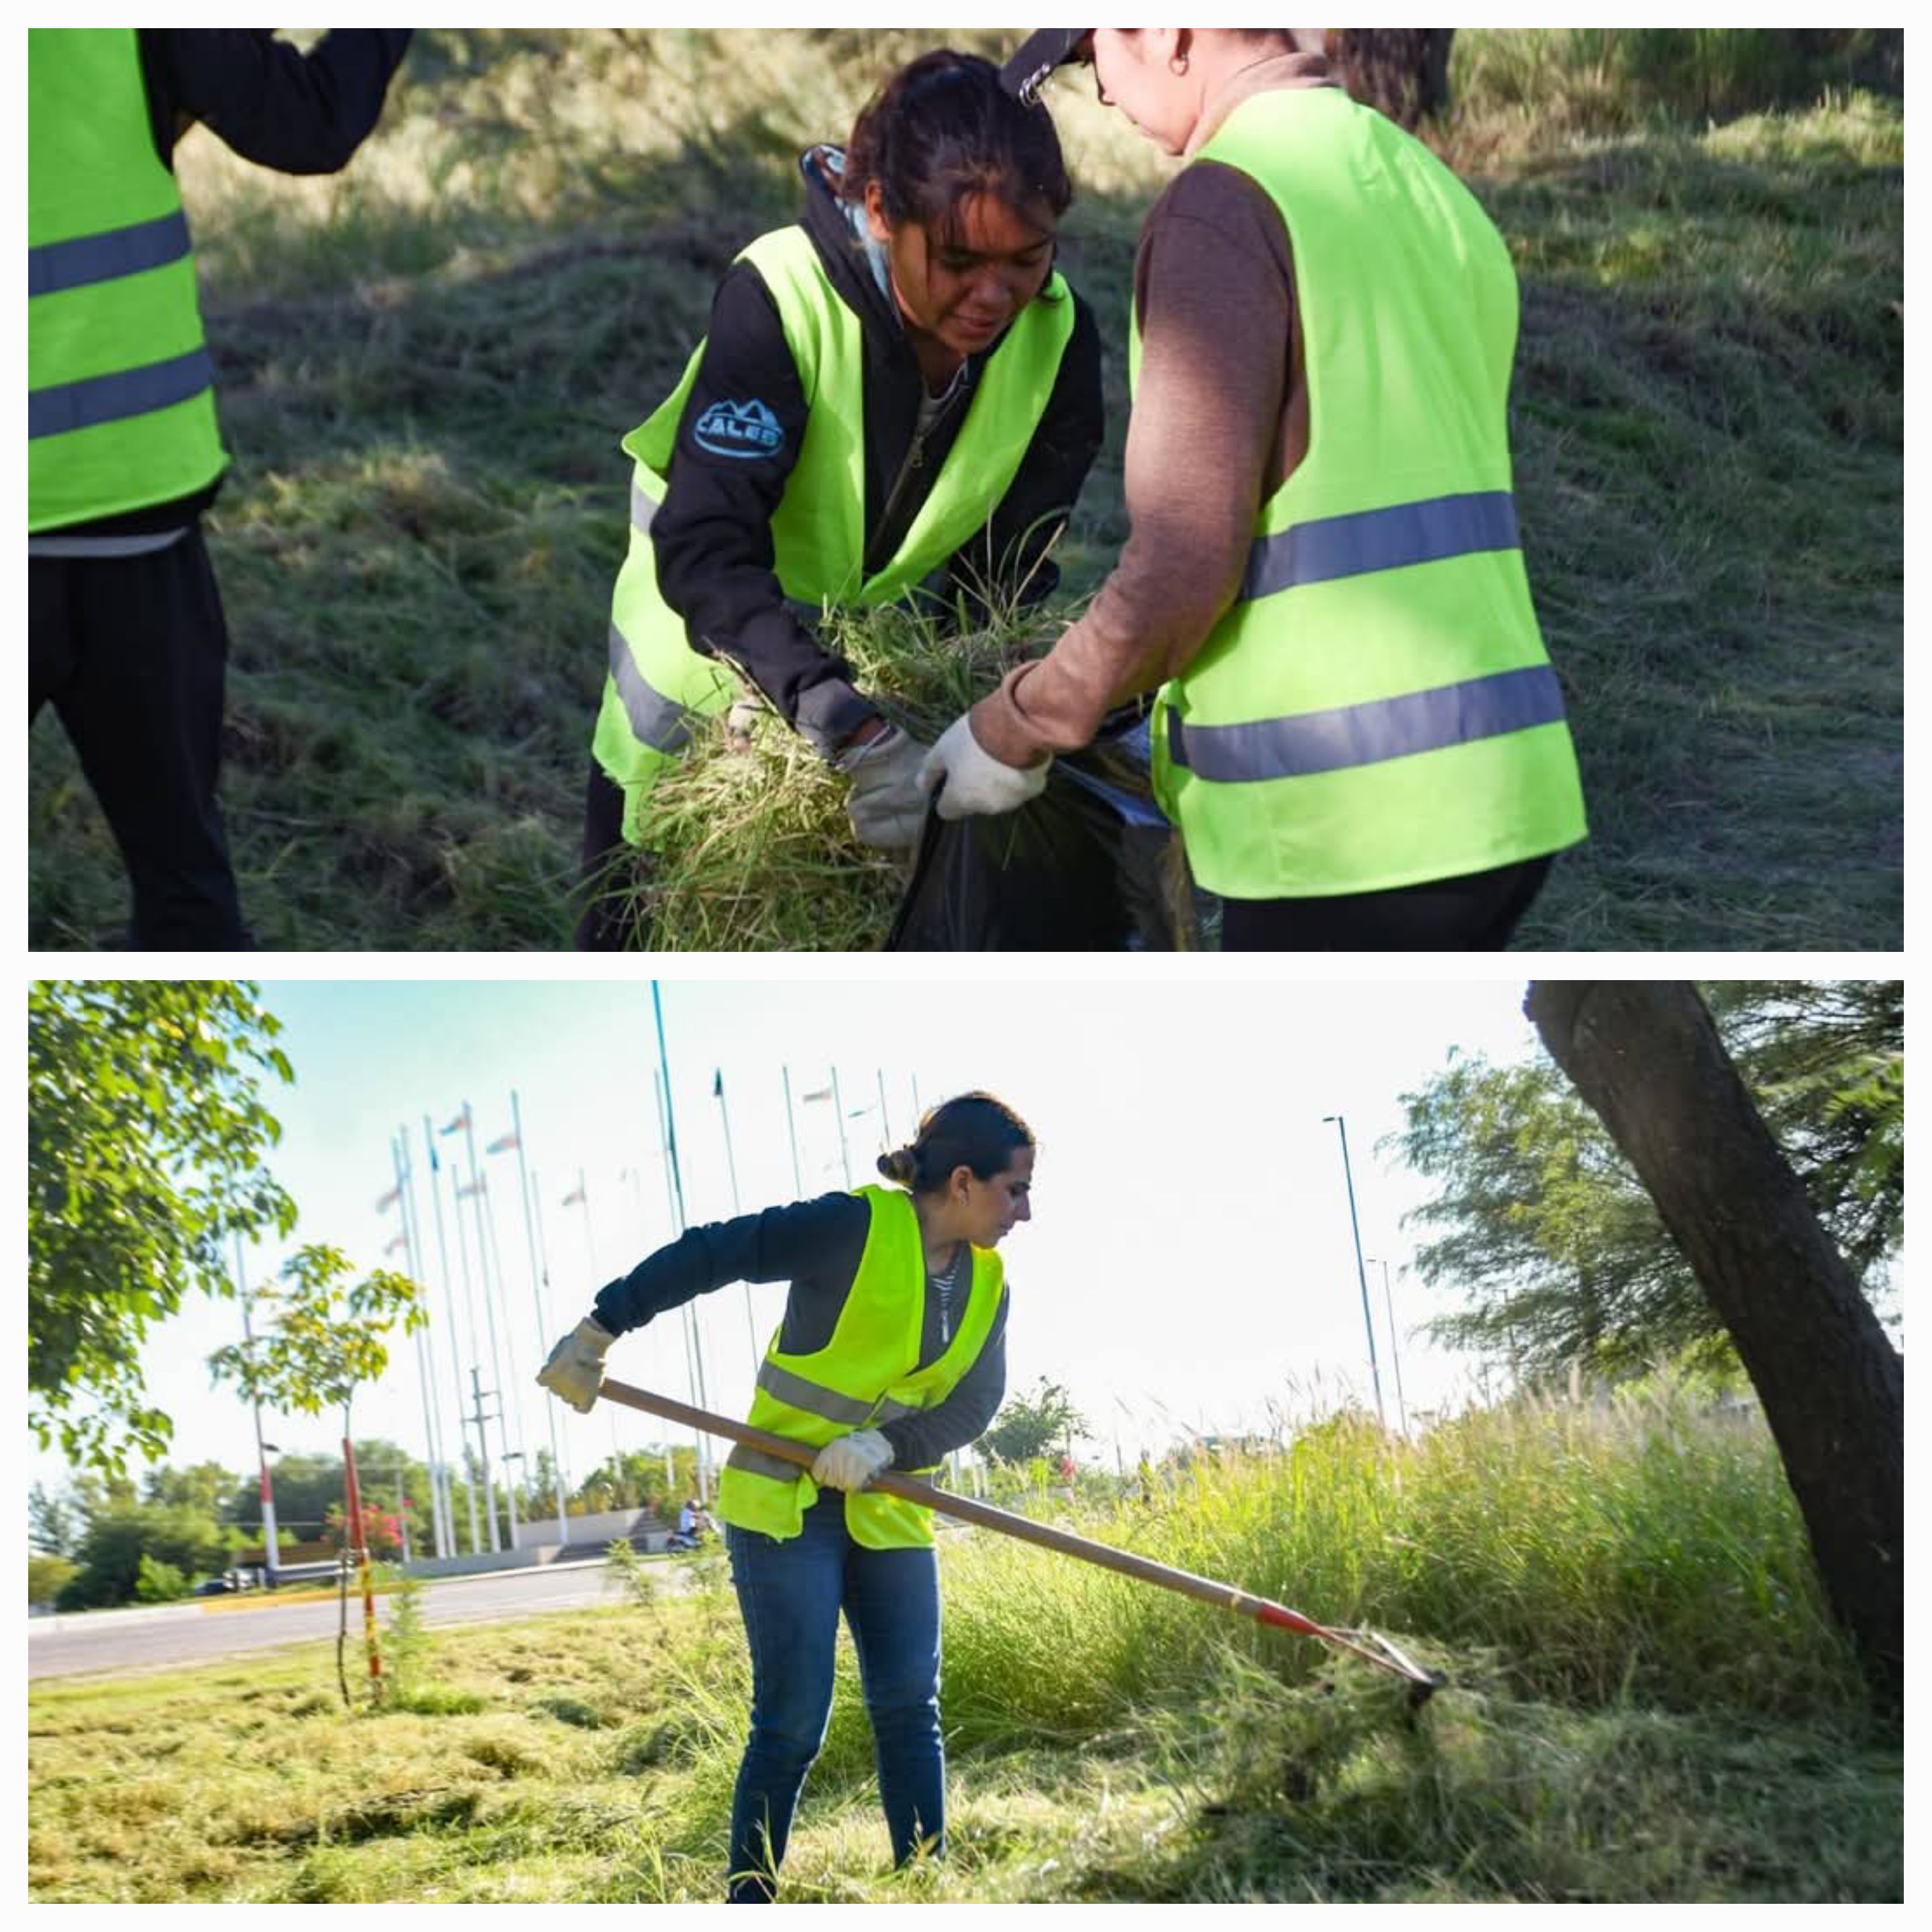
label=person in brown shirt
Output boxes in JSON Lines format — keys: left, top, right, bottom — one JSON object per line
{"left": 916, "top": 29, "right": 1570, "bottom": 950}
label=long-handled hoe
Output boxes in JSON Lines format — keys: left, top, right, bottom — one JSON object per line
{"left": 600, "top": 1379, "right": 1445, "bottom": 1707}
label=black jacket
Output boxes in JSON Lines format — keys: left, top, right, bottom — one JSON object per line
{"left": 593, "top": 1189, "right": 1009, "bottom": 1474}
{"left": 50, "top": 30, "right": 413, "bottom": 539}
{"left": 649, "top": 149, "right": 1107, "bottom": 753}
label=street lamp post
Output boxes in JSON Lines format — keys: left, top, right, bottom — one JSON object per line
{"left": 1363, "top": 1256, "right": 1411, "bottom": 1436}
{"left": 1322, "top": 1114, "right": 1387, "bottom": 1429}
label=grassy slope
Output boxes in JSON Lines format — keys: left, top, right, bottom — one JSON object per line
{"left": 28, "top": 1389, "right": 1902, "bottom": 1903}
{"left": 26, "top": 32, "right": 1902, "bottom": 949}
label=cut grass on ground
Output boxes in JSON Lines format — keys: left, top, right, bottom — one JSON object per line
{"left": 29, "top": 1383, "right": 1903, "bottom": 1901}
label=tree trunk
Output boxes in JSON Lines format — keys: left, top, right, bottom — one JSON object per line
{"left": 1525, "top": 981, "right": 1902, "bottom": 1709}
{"left": 1326, "top": 30, "right": 1456, "bottom": 129}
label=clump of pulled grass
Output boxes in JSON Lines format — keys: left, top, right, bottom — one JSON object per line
{"left": 602, "top": 599, "right": 1052, "bottom": 952}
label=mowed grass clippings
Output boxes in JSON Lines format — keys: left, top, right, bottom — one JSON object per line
{"left": 28, "top": 1383, "right": 1900, "bottom": 1903}
{"left": 26, "top": 31, "right": 1900, "bottom": 950}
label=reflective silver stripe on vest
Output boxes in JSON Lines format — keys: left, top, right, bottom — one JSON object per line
{"left": 756, "top": 1358, "right": 877, "bottom": 1427}
{"left": 28, "top": 526, "right": 191, "bottom": 559}
{"left": 608, "top": 622, "right": 694, "bottom": 755}
{"left": 1242, "top": 490, "right": 1520, "bottom": 600}
{"left": 1167, "top": 663, "right": 1568, "bottom": 784}
{"left": 727, "top": 1444, "right": 804, "bottom": 1484}
{"left": 28, "top": 345, "right": 214, "bottom": 441}
{"left": 29, "top": 209, "right": 193, "bottom": 299}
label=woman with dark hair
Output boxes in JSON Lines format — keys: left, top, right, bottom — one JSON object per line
{"left": 923, "top": 30, "right": 1589, "bottom": 951}
{"left": 578, "top": 49, "right": 1105, "bottom": 947}
{"left": 537, "top": 1091, "right": 1036, "bottom": 1900}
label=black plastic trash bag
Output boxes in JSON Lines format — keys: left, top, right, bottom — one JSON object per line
{"left": 885, "top": 720, "right": 1189, "bottom": 951}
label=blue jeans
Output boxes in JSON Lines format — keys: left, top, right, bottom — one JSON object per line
{"left": 724, "top": 1492, "right": 944, "bottom": 1902}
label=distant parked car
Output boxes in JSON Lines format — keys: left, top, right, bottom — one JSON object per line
{"left": 193, "top": 1574, "right": 237, "bottom": 1597}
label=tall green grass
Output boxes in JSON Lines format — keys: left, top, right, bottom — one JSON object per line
{"left": 30, "top": 1381, "right": 1897, "bottom": 1902}
{"left": 27, "top": 31, "right": 1900, "bottom": 949}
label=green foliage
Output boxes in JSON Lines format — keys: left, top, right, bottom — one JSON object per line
{"left": 230, "top": 1442, "right": 427, "bottom": 1546}
{"left": 572, "top": 1444, "right": 699, "bottom": 1517}
{"left": 207, "top": 1245, "right": 425, "bottom": 1422}
{"left": 28, "top": 981, "right": 299, "bottom": 1476}
{"left": 57, "top": 1501, "right": 231, "bottom": 1609}
{"left": 28, "top": 1481, "right": 80, "bottom": 1558}
{"left": 981, "top": 1377, "right": 1093, "bottom": 1465}
{"left": 1389, "top": 981, "right": 1902, "bottom": 1378}
{"left": 1704, "top": 980, "right": 1904, "bottom": 1273}
{"left": 382, "top": 1574, "right": 433, "bottom": 1706}
{"left": 28, "top": 1554, "right": 78, "bottom": 1606}
{"left": 133, "top": 1554, "right": 194, "bottom": 1604}
{"left": 603, "top": 1538, "right": 659, "bottom": 1610}
{"left": 144, "top": 1461, "right": 244, "bottom": 1517}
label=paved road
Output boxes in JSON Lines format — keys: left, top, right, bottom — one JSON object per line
{"left": 28, "top": 1559, "right": 637, "bottom": 1683}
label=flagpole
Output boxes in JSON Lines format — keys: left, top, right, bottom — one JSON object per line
{"left": 653, "top": 1070, "right": 712, "bottom": 1502}
{"left": 508, "top": 1093, "right": 570, "bottom": 1548}
{"left": 570, "top": 1170, "right": 621, "bottom": 1470}
{"left": 461, "top": 1103, "right": 521, "bottom": 1550}
{"left": 396, "top": 1127, "right": 454, "bottom": 1562}
{"left": 426, "top": 1112, "right": 482, "bottom": 1555}
{"left": 392, "top": 1128, "right": 450, "bottom": 1561}
{"left": 392, "top": 1128, "right": 451, "bottom": 1560}
{"left": 651, "top": 982, "right": 713, "bottom": 1503}
{"left": 712, "top": 1069, "right": 761, "bottom": 1382}
{"left": 477, "top": 1165, "right": 530, "bottom": 1549}
{"left": 782, "top": 1067, "right": 805, "bottom": 1197}
{"left": 448, "top": 1132, "right": 500, "bottom": 1552}
{"left": 624, "top": 1166, "right": 676, "bottom": 1487}
{"left": 830, "top": 1067, "right": 853, "bottom": 1187}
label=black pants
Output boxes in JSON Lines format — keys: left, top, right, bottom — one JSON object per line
{"left": 1219, "top": 855, "right": 1553, "bottom": 953}
{"left": 30, "top": 529, "right": 249, "bottom": 950}
{"left": 575, "top": 760, "right": 640, "bottom": 952}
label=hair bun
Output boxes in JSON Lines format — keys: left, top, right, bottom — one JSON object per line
{"left": 878, "top": 1147, "right": 916, "bottom": 1185}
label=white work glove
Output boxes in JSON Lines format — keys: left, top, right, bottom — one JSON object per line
{"left": 810, "top": 1428, "right": 895, "bottom": 1493}
{"left": 536, "top": 1315, "right": 615, "bottom": 1414}
{"left": 838, "top": 724, "right": 930, "bottom": 849}
{"left": 918, "top": 714, "right": 1051, "bottom": 821}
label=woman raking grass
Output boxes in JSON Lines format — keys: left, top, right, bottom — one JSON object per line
{"left": 576, "top": 48, "right": 1104, "bottom": 947}
{"left": 537, "top": 1092, "right": 1036, "bottom": 1901}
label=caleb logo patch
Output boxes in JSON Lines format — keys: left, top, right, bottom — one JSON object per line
{"left": 694, "top": 398, "right": 785, "bottom": 459}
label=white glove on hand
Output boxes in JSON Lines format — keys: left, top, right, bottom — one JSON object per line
{"left": 918, "top": 714, "right": 1051, "bottom": 821}
{"left": 536, "top": 1315, "right": 614, "bottom": 1415}
{"left": 839, "top": 724, "right": 930, "bottom": 849}
{"left": 810, "top": 1428, "right": 895, "bottom": 1493}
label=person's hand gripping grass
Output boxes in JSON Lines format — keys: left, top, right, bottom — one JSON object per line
{"left": 810, "top": 1429, "right": 894, "bottom": 1491}
{"left": 918, "top": 713, "right": 1051, "bottom": 819}
{"left": 537, "top": 1315, "right": 615, "bottom": 1413}
{"left": 838, "top": 720, "right": 930, "bottom": 848}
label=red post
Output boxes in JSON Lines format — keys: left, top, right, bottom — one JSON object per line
{"left": 341, "top": 1436, "right": 384, "bottom": 1699}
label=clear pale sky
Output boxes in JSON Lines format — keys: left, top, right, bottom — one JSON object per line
{"left": 32, "top": 972, "right": 1555, "bottom": 1515}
